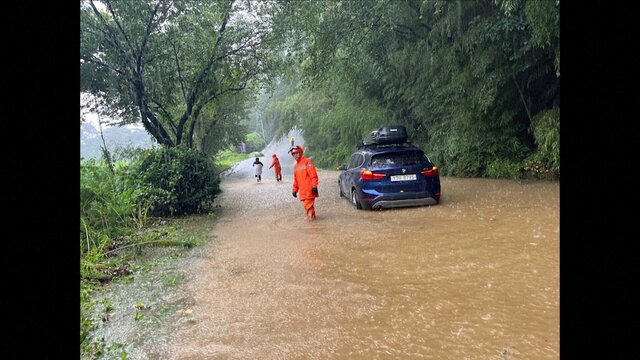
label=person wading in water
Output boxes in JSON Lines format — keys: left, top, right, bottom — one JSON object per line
{"left": 289, "top": 145, "right": 319, "bottom": 220}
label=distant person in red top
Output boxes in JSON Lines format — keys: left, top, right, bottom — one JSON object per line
{"left": 289, "top": 145, "right": 319, "bottom": 221}
{"left": 269, "top": 154, "right": 282, "bottom": 182}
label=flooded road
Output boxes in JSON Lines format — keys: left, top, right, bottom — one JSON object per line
{"left": 135, "top": 135, "right": 559, "bottom": 359}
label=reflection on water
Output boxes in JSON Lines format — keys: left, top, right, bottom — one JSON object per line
{"left": 134, "top": 167, "right": 559, "bottom": 359}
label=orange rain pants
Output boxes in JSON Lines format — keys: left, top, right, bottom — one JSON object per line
{"left": 303, "top": 199, "right": 316, "bottom": 220}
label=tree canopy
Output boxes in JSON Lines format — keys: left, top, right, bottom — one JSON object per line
{"left": 263, "top": 0, "right": 559, "bottom": 177}
{"left": 81, "top": 0, "right": 285, "bottom": 149}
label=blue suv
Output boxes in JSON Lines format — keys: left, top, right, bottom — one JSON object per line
{"left": 337, "top": 142, "right": 441, "bottom": 210}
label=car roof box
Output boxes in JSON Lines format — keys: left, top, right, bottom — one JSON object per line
{"left": 362, "top": 125, "right": 408, "bottom": 146}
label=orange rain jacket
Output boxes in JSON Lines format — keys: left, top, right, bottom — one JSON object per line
{"left": 292, "top": 149, "right": 319, "bottom": 200}
{"left": 269, "top": 154, "right": 281, "bottom": 173}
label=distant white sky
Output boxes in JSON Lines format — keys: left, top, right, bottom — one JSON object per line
{"left": 80, "top": 93, "right": 143, "bottom": 130}
{"left": 80, "top": 93, "right": 105, "bottom": 129}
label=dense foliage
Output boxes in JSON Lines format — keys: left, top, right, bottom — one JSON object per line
{"left": 81, "top": 0, "right": 559, "bottom": 179}
{"left": 244, "top": 131, "right": 267, "bottom": 153}
{"left": 134, "top": 146, "right": 221, "bottom": 216}
{"left": 81, "top": 159, "right": 149, "bottom": 264}
{"left": 264, "top": 0, "right": 560, "bottom": 179}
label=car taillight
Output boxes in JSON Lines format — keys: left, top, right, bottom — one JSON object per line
{"left": 421, "top": 166, "right": 439, "bottom": 177}
{"left": 360, "top": 169, "right": 386, "bottom": 181}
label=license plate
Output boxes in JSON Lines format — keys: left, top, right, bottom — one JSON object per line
{"left": 390, "top": 174, "right": 416, "bottom": 182}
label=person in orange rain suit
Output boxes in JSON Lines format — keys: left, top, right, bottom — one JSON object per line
{"left": 269, "top": 154, "right": 282, "bottom": 182}
{"left": 289, "top": 145, "right": 319, "bottom": 221}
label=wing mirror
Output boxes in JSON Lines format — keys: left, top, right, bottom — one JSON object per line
{"left": 337, "top": 165, "right": 347, "bottom": 171}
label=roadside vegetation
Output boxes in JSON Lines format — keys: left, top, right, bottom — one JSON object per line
{"left": 80, "top": 146, "right": 224, "bottom": 358}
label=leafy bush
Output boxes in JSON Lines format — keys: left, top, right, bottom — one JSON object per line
{"left": 443, "top": 151, "right": 486, "bottom": 178}
{"left": 530, "top": 107, "right": 560, "bottom": 176}
{"left": 522, "top": 154, "right": 557, "bottom": 180}
{"left": 485, "top": 158, "right": 522, "bottom": 179}
{"left": 244, "top": 131, "right": 266, "bottom": 152}
{"left": 133, "top": 146, "right": 221, "bottom": 216}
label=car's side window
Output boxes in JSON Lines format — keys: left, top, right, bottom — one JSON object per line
{"left": 348, "top": 154, "right": 364, "bottom": 169}
{"left": 347, "top": 154, "right": 357, "bottom": 169}
{"left": 347, "top": 154, "right": 356, "bottom": 169}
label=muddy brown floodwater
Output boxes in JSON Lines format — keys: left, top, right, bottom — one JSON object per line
{"left": 131, "top": 161, "right": 559, "bottom": 359}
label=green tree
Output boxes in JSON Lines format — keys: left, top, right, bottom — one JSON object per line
{"left": 81, "top": 0, "right": 284, "bottom": 148}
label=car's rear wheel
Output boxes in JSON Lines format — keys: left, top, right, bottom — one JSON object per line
{"left": 351, "top": 188, "right": 362, "bottom": 209}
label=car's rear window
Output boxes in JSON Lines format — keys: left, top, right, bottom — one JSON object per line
{"left": 370, "top": 150, "right": 429, "bottom": 168}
